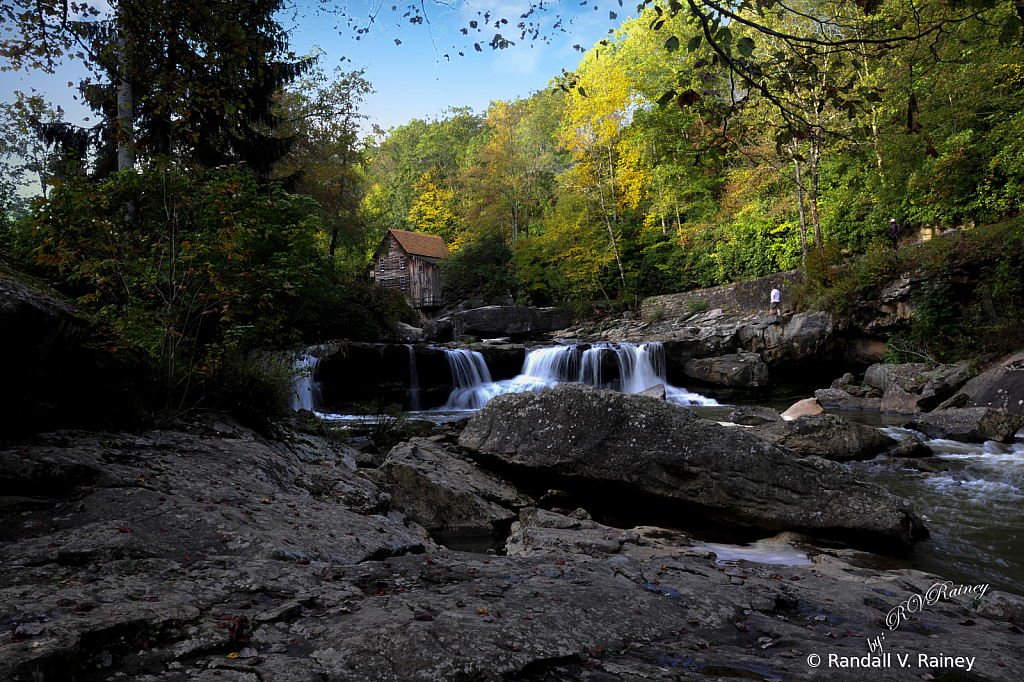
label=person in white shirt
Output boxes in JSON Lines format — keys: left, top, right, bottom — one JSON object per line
{"left": 769, "top": 287, "right": 781, "bottom": 316}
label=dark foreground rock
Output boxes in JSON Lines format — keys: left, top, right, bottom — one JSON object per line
{"left": 459, "top": 384, "right": 926, "bottom": 550}
{"left": 748, "top": 414, "right": 899, "bottom": 462}
{"left": 1, "top": 423, "right": 1021, "bottom": 682}
{"left": 904, "top": 407, "right": 1024, "bottom": 443}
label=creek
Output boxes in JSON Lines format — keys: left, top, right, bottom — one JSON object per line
{"left": 294, "top": 344, "right": 1024, "bottom": 596}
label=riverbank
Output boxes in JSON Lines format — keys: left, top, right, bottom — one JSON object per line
{"left": 3, "top": 405, "right": 1023, "bottom": 681}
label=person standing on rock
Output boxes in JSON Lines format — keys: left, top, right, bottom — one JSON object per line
{"left": 769, "top": 287, "right": 781, "bottom": 316}
{"left": 889, "top": 218, "right": 901, "bottom": 253}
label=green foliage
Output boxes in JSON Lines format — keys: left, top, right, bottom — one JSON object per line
{"left": 21, "top": 163, "right": 337, "bottom": 416}
{"left": 202, "top": 342, "right": 293, "bottom": 426}
{"left": 687, "top": 298, "right": 709, "bottom": 314}
{"left": 441, "top": 236, "right": 518, "bottom": 304}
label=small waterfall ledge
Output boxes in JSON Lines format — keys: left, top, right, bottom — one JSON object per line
{"left": 288, "top": 354, "right": 322, "bottom": 412}
{"left": 441, "top": 342, "right": 716, "bottom": 410}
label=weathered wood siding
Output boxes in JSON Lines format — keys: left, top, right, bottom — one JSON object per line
{"left": 373, "top": 237, "right": 443, "bottom": 307}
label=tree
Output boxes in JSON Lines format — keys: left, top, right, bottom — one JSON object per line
{"left": 272, "top": 65, "right": 373, "bottom": 260}
{"left": 14, "top": 0, "right": 312, "bottom": 178}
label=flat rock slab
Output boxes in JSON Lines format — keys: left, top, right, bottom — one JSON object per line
{"left": 1, "top": 426, "right": 1021, "bottom": 682}
{"left": 904, "top": 407, "right": 1024, "bottom": 443}
{"left": 459, "top": 384, "right": 926, "bottom": 550}
{"left": 368, "top": 438, "right": 532, "bottom": 535}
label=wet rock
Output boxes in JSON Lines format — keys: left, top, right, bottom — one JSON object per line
{"left": 636, "top": 383, "right": 667, "bottom": 400}
{"left": 885, "top": 432, "right": 932, "bottom": 458}
{"left": 781, "top": 397, "right": 824, "bottom": 419}
{"left": 830, "top": 372, "right": 855, "bottom": 389}
{"left": 904, "top": 407, "right": 1024, "bottom": 443}
{"left": 814, "top": 388, "right": 882, "bottom": 411}
{"left": 880, "top": 385, "right": 923, "bottom": 415}
{"left": 459, "top": 383, "right": 927, "bottom": 549}
{"left": 726, "top": 405, "right": 782, "bottom": 425}
{"left": 367, "top": 438, "right": 532, "bottom": 536}
{"left": 684, "top": 352, "right": 769, "bottom": 387}
{"left": 749, "top": 414, "right": 898, "bottom": 462}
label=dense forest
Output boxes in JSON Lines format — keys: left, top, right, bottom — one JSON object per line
{"left": 1, "top": 0, "right": 1022, "bottom": 422}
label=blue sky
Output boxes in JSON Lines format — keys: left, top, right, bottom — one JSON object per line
{"left": 2, "top": 0, "right": 625, "bottom": 135}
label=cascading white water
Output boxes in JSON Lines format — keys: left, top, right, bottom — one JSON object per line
{"left": 438, "top": 342, "right": 717, "bottom": 410}
{"left": 442, "top": 349, "right": 495, "bottom": 410}
{"left": 407, "top": 345, "right": 423, "bottom": 411}
{"left": 288, "top": 354, "right": 322, "bottom": 412}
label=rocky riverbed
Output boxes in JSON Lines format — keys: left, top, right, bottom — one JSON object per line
{"left": 3, "top": 390, "right": 1023, "bottom": 682}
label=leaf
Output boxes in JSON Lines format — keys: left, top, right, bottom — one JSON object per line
{"left": 656, "top": 90, "right": 677, "bottom": 106}
{"left": 687, "top": 34, "right": 703, "bottom": 52}
{"left": 665, "top": 36, "right": 680, "bottom": 53}
{"left": 737, "top": 36, "right": 755, "bottom": 58}
{"left": 577, "top": 86, "right": 587, "bottom": 97}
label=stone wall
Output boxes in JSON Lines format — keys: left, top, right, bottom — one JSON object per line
{"left": 641, "top": 270, "right": 806, "bottom": 319}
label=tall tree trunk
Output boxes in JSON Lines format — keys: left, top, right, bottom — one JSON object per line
{"left": 794, "top": 156, "right": 808, "bottom": 264}
{"left": 596, "top": 182, "right": 627, "bottom": 289}
{"left": 809, "top": 135, "right": 823, "bottom": 256}
{"left": 116, "top": 23, "right": 134, "bottom": 172}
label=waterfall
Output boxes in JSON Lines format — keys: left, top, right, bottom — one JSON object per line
{"left": 288, "top": 354, "right": 322, "bottom": 412}
{"left": 442, "top": 349, "right": 495, "bottom": 410}
{"left": 438, "top": 342, "right": 717, "bottom": 410}
{"left": 407, "top": 345, "right": 423, "bottom": 411}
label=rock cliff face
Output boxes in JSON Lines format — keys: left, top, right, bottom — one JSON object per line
{"left": 425, "top": 306, "right": 573, "bottom": 341}
{"left": 458, "top": 384, "right": 927, "bottom": 550}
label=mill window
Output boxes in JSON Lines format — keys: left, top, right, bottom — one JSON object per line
{"left": 400, "top": 257, "right": 406, "bottom": 269}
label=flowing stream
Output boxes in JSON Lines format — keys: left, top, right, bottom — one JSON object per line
{"left": 306, "top": 343, "right": 1023, "bottom": 595}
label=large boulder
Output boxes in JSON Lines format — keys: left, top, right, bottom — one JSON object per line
{"left": 781, "top": 397, "right": 824, "bottom": 419}
{"left": 663, "top": 310, "right": 837, "bottom": 369}
{"left": 951, "top": 352, "right": 1024, "bottom": 416}
{"left": 880, "top": 385, "right": 923, "bottom": 414}
{"left": 904, "top": 407, "right": 1024, "bottom": 443}
{"left": 504, "top": 507, "right": 643, "bottom": 558}
{"left": 459, "top": 383, "right": 927, "bottom": 550}
{"left": 428, "top": 306, "right": 573, "bottom": 340}
{"left": 865, "top": 362, "right": 931, "bottom": 392}
{"left": 683, "top": 352, "right": 769, "bottom": 387}
{"left": 814, "top": 388, "right": 882, "bottom": 411}
{"left": 748, "top": 414, "right": 899, "bottom": 462}
{"left": 367, "top": 438, "right": 532, "bottom": 537}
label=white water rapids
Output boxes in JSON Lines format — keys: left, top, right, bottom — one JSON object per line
{"left": 442, "top": 342, "right": 718, "bottom": 410}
